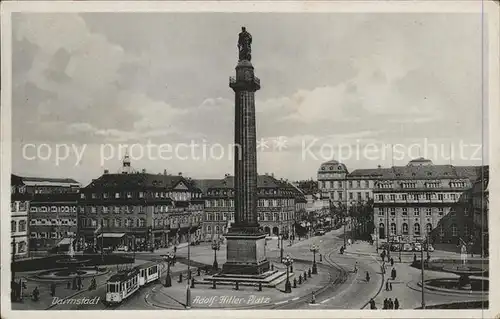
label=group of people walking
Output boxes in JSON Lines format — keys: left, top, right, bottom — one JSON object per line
{"left": 383, "top": 297, "right": 400, "bottom": 309}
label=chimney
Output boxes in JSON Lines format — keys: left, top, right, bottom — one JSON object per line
{"left": 104, "top": 169, "right": 109, "bottom": 174}
{"left": 178, "top": 172, "right": 182, "bottom": 176}
{"left": 142, "top": 169, "right": 146, "bottom": 174}
{"left": 164, "top": 169, "right": 167, "bottom": 175}
{"left": 377, "top": 165, "right": 382, "bottom": 169}
{"left": 272, "top": 173, "right": 274, "bottom": 178}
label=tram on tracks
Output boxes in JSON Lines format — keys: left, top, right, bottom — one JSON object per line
{"left": 104, "top": 261, "right": 162, "bottom": 305}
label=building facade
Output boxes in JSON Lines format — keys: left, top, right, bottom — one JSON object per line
{"left": 21, "top": 177, "right": 81, "bottom": 253}
{"left": 372, "top": 158, "right": 480, "bottom": 245}
{"left": 11, "top": 175, "right": 30, "bottom": 259}
{"left": 79, "top": 157, "right": 204, "bottom": 251}
{"left": 471, "top": 167, "right": 488, "bottom": 256}
{"left": 196, "top": 174, "right": 298, "bottom": 241}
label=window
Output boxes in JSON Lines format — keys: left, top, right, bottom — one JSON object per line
{"left": 426, "top": 208, "right": 432, "bottom": 216}
{"left": 18, "top": 220, "right": 27, "bottom": 232}
{"left": 390, "top": 208, "right": 395, "bottom": 216}
{"left": 115, "top": 193, "right": 120, "bottom": 199}
{"left": 127, "top": 192, "right": 132, "bottom": 199}
{"left": 438, "top": 208, "right": 444, "bottom": 216}
{"left": 215, "top": 225, "right": 220, "bottom": 234}
{"left": 451, "top": 194, "right": 456, "bottom": 201}
{"left": 11, "top": 220, "right": 17, "bottom": 232}
{"left": 425, "top": 194, "right": 432, "bottom": 200}
{"left": 402, "top": 194, "right": 407, "bottom": 201}
{"left": 464, "top": 224, "right": 469, "bottom": 237}
{"left": 349, "top": 192, "right": 353, "bottom": 200}
{"left": 390, "top": 194, "right": 395, "bottom": 201}
{"left": 338, "top": 192, "right": 343, "bottom": 200}
{"left": 426, "top": 223, "right": 432, "bottom": 235}
{"left": 139, "top": 192, "right": 144, "bottom": 198}
{"left": 402, "top": 223, "right": 409, "bottom": 235}
{"left": 377, "top": 195, "right": 384, "bottom": 201}
{"left": 451, "top": 224, "right": 458, "bottom": 237}
{"left": 357, "top": 193, "right": 362, "bottom": 200}
{"left": 349, "top": 181, "right": 353, "bottom": 188}
{"left": 438, "top": 194, "right": 443, "bottom": 201}
{"left": 439, "top": 224, "right": 444, "bottom": 237}
{"left": 413, "top": 208, "right": 420, "bottom": 216}
{"left": 377, "top": 208, "right": 383, "bottom": 216}
{"left": 91, "top": 207, "right": 97, "bottom": 214}
{"left": 414, "top": 223, "right": 421, "bottom": 235}
{"left": 139, "top": 218, "right": 146, "bottom": 227}
{"left": 402, "top": 208, "right": 408, "bottom": 216}
{"left": 361, "top": 181, "right": 365, "bottom": 188}
{"left": 390, "top": 223, "right": 396, "bottom": 236}
{"left": 464, "top": 208, "right": 469, "bottom": 216}
{"left": 51, "top": 206, "right": 57, "bottom": 213}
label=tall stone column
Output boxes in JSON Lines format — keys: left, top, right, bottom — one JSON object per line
{"left": 222, "top": 28, "right": 269, "bottom": 275}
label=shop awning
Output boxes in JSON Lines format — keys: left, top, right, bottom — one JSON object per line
{"left": 97, "top": 233, "right": 125, "bottom": 239}
{"left": 57, "top": 238, "right": 72, "bottom": 246}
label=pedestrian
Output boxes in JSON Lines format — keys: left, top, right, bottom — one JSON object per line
{"left": 50, "top": 283, "right": 56, "bottom": 297}
{"left": 383, "top": 298, "right": 388, "bottom": 309}
{"left": 369, "top": 298, "right": 376, "bottom": 309}
{"left": 390, "top": 282, "right": 393, "bottom": 291}
{"left": 77, "top": 276, "right": 82, "bottom": 290}
{"left": 413, "top": 253, "right": 417, "bottom": 264}
{"left": 394, "top": 298, "right": 400, "bottom": 309}
{"left": 391, "top": 267, "right": 396, "bottom": 280}
{"left": 388, "top": 298, "right": 393, "bottom": 309}
{"left": 386, "top": 280, "right": 390, "bottom": 291}
{"left": 390, "top": 257, "right": 394, "bottom": 267}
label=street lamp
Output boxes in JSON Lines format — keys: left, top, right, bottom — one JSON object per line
{"left": 420, "top": 235, "right": 428, "bottom": 309}
{"left": 211, "top": 238, "right": 221, "bottom": 272}
{"left": 279, "top": 233, "right": 284, "bottom": 261}
{"left": 310, "top": 243, "right": 319, "bottom": 274}
{"left": 186, "top": 221, "right": 192, "bottom": 309}
{"left": 163, "top": 252, "right": 174, "bottom": 287}
{"left": 283, "top": 255, "right": 293, "bottom": 293}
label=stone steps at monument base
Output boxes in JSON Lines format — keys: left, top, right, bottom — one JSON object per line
{"left": 193, "top": 270, "right": 291, "bottom": 288}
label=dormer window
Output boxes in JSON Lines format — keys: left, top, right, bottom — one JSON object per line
{"left": 92, "top": 193, "right": 97, "bottom": 199}
{"left": 139, "top": 192, "right": 144, "bottom": 198}
{"left": 81, "top": 193, "right": 85, "bottom": 199}
{"left": 115, "top": 193, "right": 120, "bottom": 199}
{"left": 338, "top": 166, "right": 342, "bottom": 170}
{"left": 103, "top": 193, "right": 109, "bottom": 199}
{"left": 127, "top": 192, "right": 132, "bottom": 198}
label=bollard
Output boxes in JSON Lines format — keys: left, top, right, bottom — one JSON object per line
{"left": 293, "top": 278, "right": 297, "bottom": 288}
{"left": 191, "top": 278, "right": 195, "bottom": 288}
{"left": 235, "top": 281, "right": 239, "bottom": 290}
{"left": 271, "top": 264, "right": 274, "bottom": 271}
{"left": 311, "top": 292, "right": 316, "bottom": 304}
{"left": 258, "top": 282, "right": 262, "bottom": 291}
{"left": 290, "top": 265, "right": 294, "bottom": 272}
{"left": 298, "top": 275, "right": 302, "bottom": 284}
{"left": 303, "top": 271, "right": 307, "bottom": 281}
{"left": 179, "top": 273, "right": 183, "bottom": 283}
{"left": 212, "top": 281, "right": 217, "bottom": 289}
{"left": 320, "top": 254, "right": 322, "bottom": 262}
{"left": 308, "top": 269, "right": 312, "bottom": 277}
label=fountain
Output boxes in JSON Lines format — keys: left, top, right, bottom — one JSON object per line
{"left": 34, "top": 237, "right": 106, "bottom": 282}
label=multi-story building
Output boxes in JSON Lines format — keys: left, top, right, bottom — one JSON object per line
{"left": 195, "top": 174, "right": 298, "bottom": 241}
{"left": 19, "top": 177, "right": 81, "bottom": 253}
{"left": 78, "top": 156, "right": 204, "bottom": 251}
{"left": 471, "top": 167, "right": 488, "bottom": 256}
{"left": 317, "top": 160, "right": 349, "bottom": 207}
{"left": 11, "top": 175, "right": 30, "bottom": 259}
{"left": 372, "top": 158, "right": 480, "bottom": 245}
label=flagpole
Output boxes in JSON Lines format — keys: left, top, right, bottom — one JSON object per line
{"left": 101, "top": 220, "right": 104, "bottom": 261}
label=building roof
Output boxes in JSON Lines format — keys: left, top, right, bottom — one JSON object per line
{"left": 83, "top": 173, "right": 199, "bottom": 192}
{"left": 30, "top": 193, "right": 80, "bottom": 203}
{"left": 20, "top": 176, "right": 80, "bottom": 185}
{"left": 349, "top": 168, "right": 391, "bottom": 178}
{"left": 318, "top": 160, "right": 348, "bottom": 173}
{"left": 11, "top": 174, "right": 25, "bottom": 186}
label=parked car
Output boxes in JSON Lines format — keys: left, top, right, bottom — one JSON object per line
{"left": 116, "top": 246, "right": 128, "bottom": 252}
{"left": 315, "top": 230, "right": 326, "bottom": 236}
{"left": 403, "top": 243, "right": 413, "bottom": 251}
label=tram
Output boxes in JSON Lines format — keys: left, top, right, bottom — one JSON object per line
{"left": 104, "top": 260, "right": 162, "bottom": 305}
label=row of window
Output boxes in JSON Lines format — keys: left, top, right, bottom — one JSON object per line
{"left": 208, "top": 189, "right": 295, "bottom": 196}
{"left": 84, "top": 191, "right": 196, "bottom": 200}
{"left": 30, "top": 206, "right": 77, "bottom": 213}
{"left": 205, "top": 211, "right": 295, "bottom": 222}
{"left": 380, "top": 222, "right": 468, "bottom": 237}
{"left": 11, "top": 220, "right": 27, "bottom": 232}
{"left": 376, "top": 193, "right": 464, "bottom": 202}
{"left": 90, "top": 206, "right": 145, "bottom": 214}
{"left": 11, "top": 201, "right": 28, "bottom": 212}
{"left": 205, "top": 198, "right": 295, "bottom": 208}
{"left": 326, "top": 191, "right": 370, "bottom": 201}
{"left": 376, "top": 207, "right": 459, "bottom": 216}
{"left": 81, "top": 215, "right": 201, "bottom": 228}
{"left": 30, "top": 231, "right": 75, "bottom": 239}
{"left": 12, "top": 241, "right": 27, "bottom": 254}
{"left": 29, "top": 218, "right": 77, "bottom": 226}
{"left": 319, "top": 180, "right": 374, "bottom": 189}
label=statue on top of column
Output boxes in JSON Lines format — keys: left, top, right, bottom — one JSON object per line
{"left": 238, "top": 26, "right": 252, "bottom": 62}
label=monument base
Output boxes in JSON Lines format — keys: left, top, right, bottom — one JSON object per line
{"left": 203, "top": 269, "right": 290, "bottom": 288}
{"left": 222, "top": 231, "right": 270, "bottom": 275}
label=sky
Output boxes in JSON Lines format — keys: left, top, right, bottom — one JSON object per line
{"left": 11, "top": 12, "right": 489, "bottom": 186}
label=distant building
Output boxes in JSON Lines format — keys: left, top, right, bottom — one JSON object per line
{"left": 11, "top": 174, "right": 81, "bottom": 256}
{"left": 11, "top": 175, "right": 30, "bottom": 259}
{"left": 194, "top": 173, "right": 299, "bottom": 240}
{"left": 78, "top": 156, "right": 204, "bottom": 251}
{"left": 471, "top": 167, "right": 488, "bottom": 256}
{"left": 372, "top": 158, "right": 481, "bottom": 245}
{"left": 28, "top": 190, "right": 80, "bottom": 253}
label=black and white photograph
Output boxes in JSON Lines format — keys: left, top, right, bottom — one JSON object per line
{"left": 1, "top": 1, "right": 499, "bottom": 318}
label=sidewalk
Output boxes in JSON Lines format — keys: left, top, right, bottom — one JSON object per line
{"left": 11, "top": 259, "right": 153, "bottom": 310}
